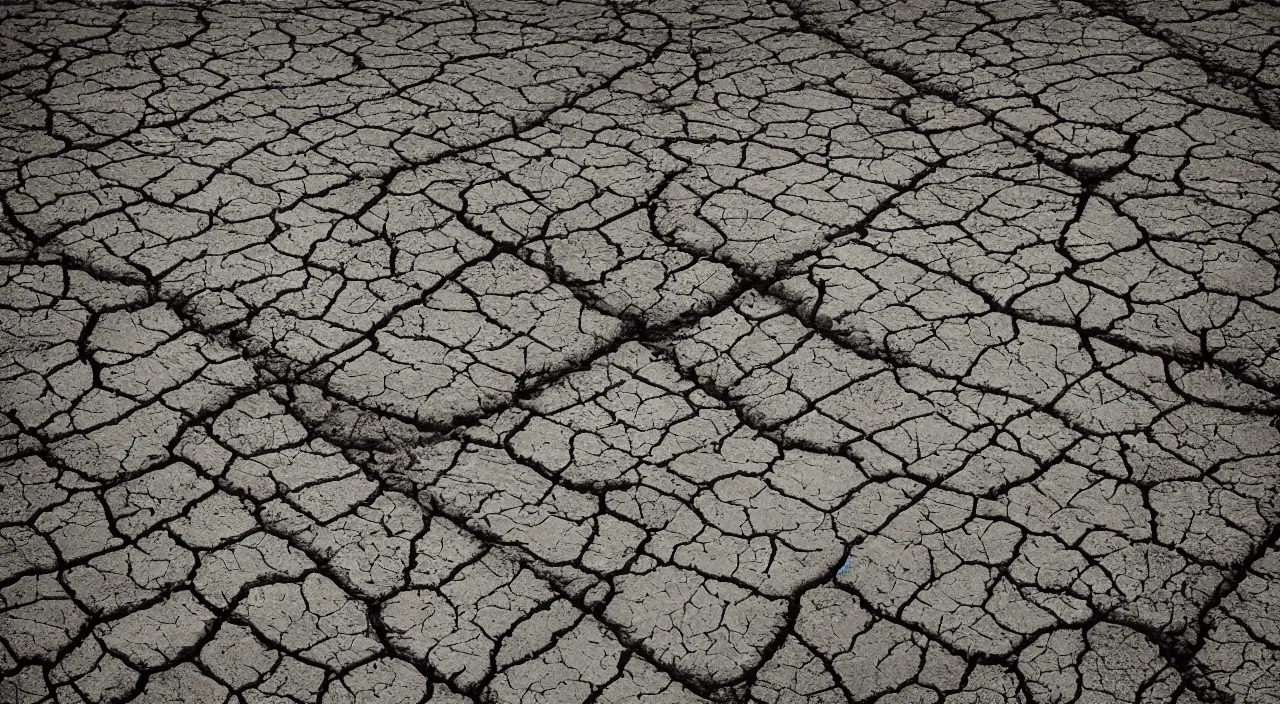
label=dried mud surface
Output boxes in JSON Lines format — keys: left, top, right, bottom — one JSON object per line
{"left": 2, "top": 1, "right": 1279, "bottom": 702}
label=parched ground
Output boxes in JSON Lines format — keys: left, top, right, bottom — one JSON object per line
{"left": 2, "top": 0, "right": 1280, "bottom": 702}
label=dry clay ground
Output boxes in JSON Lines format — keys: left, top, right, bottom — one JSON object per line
{"left": 3, "top": 0, "right": 1280, "bottom": 702}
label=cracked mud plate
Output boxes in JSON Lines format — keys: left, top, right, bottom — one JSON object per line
{"left": 2, "top": 1, "right": 1279, "bottom": 703}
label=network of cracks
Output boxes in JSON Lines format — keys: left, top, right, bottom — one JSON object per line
{"left": 2, "top": 0, "right": 1280, "bottom": 702}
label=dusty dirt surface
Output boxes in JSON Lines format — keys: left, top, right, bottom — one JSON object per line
{"left": 2, "top": 1, "right": 1280, "bottom": 702}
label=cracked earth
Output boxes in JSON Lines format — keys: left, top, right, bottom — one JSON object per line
{"left": 3, "top": 0, "right": 1280, "bottom": 702}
